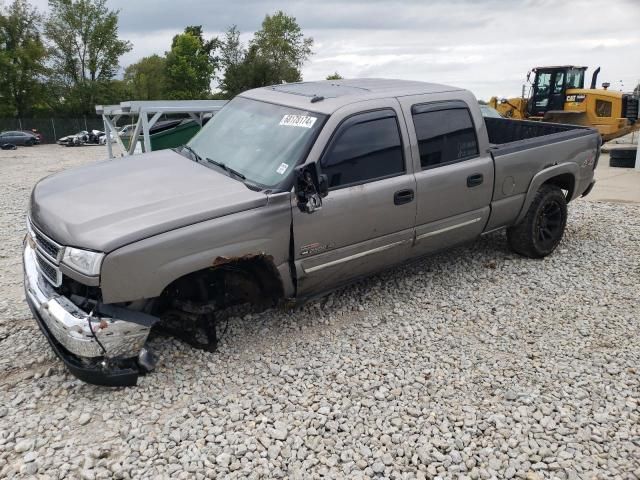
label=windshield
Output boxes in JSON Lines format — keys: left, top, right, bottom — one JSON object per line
{"left": 566, "top": 69, "right": 585, "bottom": 89}
{"left": 187, "top": 97, "right": 326, "bottom": 188}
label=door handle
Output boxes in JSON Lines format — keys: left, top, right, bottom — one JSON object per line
{"left": 467, "top": 174, "right": 483, "bottom": 188}
{"left": 394, "top": 189, "right": 414, "bottom": 205}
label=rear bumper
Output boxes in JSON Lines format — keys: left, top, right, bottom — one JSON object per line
{"left": 23, "top": 242, "right": 152, "bottom": 386}
{"left": 581, "top": 180, "right": 596, "bottom": 198}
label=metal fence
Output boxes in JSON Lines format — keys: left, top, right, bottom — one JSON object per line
{"left": 0, "top": 117, "right": 115, "bottom": 144}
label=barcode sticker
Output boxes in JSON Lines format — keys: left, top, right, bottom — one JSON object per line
{"left": 279, "top": 115, "right": 317, "bottom": 128}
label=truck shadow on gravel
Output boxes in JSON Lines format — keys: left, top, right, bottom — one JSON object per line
{"left": 143, "top": 231, "right": 520, "bottom": 378}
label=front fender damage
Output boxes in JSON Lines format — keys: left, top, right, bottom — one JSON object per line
{"left": 24, "top": 240, "right": 159, "bottom": 386}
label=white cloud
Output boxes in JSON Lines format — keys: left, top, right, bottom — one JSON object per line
{"left": 29, "top": 0, "right": 640, "bottom": 99}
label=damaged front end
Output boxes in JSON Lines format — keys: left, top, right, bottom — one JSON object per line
{"left": 23, "top": 241, "right": 158, "bottom": 387}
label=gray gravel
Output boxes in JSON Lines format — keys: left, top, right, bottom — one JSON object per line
{"left": 1, "top": 145, "right": 639, "bottom": 479}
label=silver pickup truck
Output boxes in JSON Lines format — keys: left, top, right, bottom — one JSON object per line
{"left": 24, "top": 79, "right": 600, "bottom": 386}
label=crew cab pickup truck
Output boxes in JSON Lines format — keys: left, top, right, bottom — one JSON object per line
{"left": 24, "top": 79, "right": 600, "bottom": 386}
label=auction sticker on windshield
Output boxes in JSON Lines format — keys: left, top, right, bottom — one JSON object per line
{"left": 280, "top": 115, "right": 317, "bottom": 128}
{"left": 276, "top": 163, "right": 289, "bottom": 174}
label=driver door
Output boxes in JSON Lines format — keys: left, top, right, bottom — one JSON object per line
{"left": 292, "top": 100, "right": 417, "bottom": 296}
{"left": 529, "top": 71, "right": 552, "bottom": 116}
{"left": 549, "top": 71, "right": 566, "bottom": 111}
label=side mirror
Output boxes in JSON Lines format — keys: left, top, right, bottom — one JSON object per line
{"left": 294, "top": 163, "right": 328, "bottom": 214}
{"left": 526, "top": 70, "right": 531, "bottom": 83}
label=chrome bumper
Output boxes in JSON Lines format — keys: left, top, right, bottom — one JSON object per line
{"left": 23, "top": 242, "right": 151, "bottom": 359}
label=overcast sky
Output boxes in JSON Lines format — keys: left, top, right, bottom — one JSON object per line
{"left": 30, "top": 0, "right": 640, "bottom": 99}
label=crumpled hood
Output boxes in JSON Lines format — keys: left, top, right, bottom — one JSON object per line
{"left": 30, "top": 149, "right": 268, "bottom": 252}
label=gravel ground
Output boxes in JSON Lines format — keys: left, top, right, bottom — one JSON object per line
{"left": 0, "top": 145, "right": 639, "bottom": 480}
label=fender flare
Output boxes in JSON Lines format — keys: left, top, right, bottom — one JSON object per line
{"left": 514, "top": 163, "right": 578, "bottom": 225}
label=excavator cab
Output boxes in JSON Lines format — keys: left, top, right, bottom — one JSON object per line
{"left": 527, "top": 66, "right": 587, "bottom": 117}
{"left": 489, "top": 65, "right": 638, "bottom": 141}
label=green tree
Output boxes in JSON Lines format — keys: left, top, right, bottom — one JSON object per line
{"left": 0, "top": 0, "right": 48, "bottom": 117}
{"left": 326, "top": 72, "right": 342, "bottom": 80}
{"left": 250, "top": 11, "right": 313, "bottom": 84}
{"left": 220, "top": 25, "right": 243, "bottom": 70}
{"left": 124, "top": 54, "right": 167, "bottom": 100}
{"left": 219, "top": 13, "right": 313, "bottom": 98}
{"left": 165, "top": 26, "right": 219, "bottom": 99}
{"left": 44, "top": 0, "right": 132, "bottom": 114}
{"left": 217, "top": 25, "right": 244, "bottom": 96}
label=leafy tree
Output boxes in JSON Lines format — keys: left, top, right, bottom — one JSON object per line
{"left": 165, "top": 26, "right": 219, "bottom": 99}
{"left": 44, "top": 0, "right": 132, "bottom": 114}
{"left": 326, "top": 72, "right": 343, "bottom": 80}
{"left": 124, "top": 54, "right": 167, "bottom": 100}
{"left": 217, "top": 25, "right": 244, "bottom": 96}
{"left": 220, "top": 25, "right": 243, "bottom": 70}
{"left": 0, "top": 0, "right": 48, "bottom": 117}
{"left": 250, "top": 11, "right": 313, "bottom": 84}
{"left": 219, "top": 13, "right": 313, "bottom": 98}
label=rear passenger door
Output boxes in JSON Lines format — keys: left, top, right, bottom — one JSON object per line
{"left": 293, "top": 101, "right": 417, "bottom": 296}
{"left": 399, "top": 97, "right": 494, "bottom": 257}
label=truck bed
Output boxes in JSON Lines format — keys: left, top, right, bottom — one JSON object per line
{"left": 482, "top": 116, "right": 600, "bottom": 233}
{"left": 485, "top": 117, "right": 595, "bottom": 156}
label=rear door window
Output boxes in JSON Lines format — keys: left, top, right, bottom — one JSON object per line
{"left": 411, "top": 105, "right": 479, "bottom": 169}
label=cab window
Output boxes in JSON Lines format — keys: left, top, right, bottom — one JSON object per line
{"left": 321, "top": 110, "right": 404, "bottom": 189}
{"left": 553, "top": 72, "right": 565, "bottom": 94}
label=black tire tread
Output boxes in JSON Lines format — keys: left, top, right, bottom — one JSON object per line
{"left": 609, "top": 147, "right": 637, "bottom": 160}
{"left": 507, "top": 184, "right": 567, "bottom": 259}
{"left": 609, "top": 149, "right": 636, "bottom": 168}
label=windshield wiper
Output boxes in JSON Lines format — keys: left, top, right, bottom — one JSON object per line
{"left": 206, "top": 157, "right": 246, "bottom": 180}
{"left": 179, "top": 144, "right": 202, "bottom": 163}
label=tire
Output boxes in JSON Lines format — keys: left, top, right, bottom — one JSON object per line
{"left": 26, "top": 139, "right": 35, "bottom": 146}
{"left": 507, "top": 184, "right": 567, "bottom": 258}
{"left": 609, "top": 147, "right": 637, "bottom": 168}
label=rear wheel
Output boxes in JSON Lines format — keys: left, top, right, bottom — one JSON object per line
{"left": 507, "top": 184, "right": 567, "bottom": 258}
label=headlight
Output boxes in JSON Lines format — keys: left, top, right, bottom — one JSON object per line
{"left": 62, "top": 247, "right": 104, "bottom": 276}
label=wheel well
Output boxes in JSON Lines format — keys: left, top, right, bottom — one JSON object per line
{"left": 157, "top": 254, "right": 284, "bottom": 311}
{"left": 543, "top": 173, "right": 575, "bottom": 201}
{"left": 212, "top": 254, "right": 285, "bottom": 301}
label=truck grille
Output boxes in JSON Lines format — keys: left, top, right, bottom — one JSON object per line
{"left": 35, "top": 251, "right": 62, "bottom": 286}
{"left": 34, "top": 229, "right": 62, "bottom": 260}
{"left": 28, "top": 218, "right": 64, "bottom": 287}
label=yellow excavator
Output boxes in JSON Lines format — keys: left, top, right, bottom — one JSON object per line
{"left": 489, "top": 66, "right": 639, "bottom": 141}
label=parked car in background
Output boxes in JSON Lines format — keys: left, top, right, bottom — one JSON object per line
{"left": 57, "top": 130, "right": 106, "bottom": 146}
{"left": 0, "top": 130, "right": 38, "bottom": 146}
{"left": 57, "top": 131, "right": 88, "bottom": 146}
{"left": 25, "top": 129, "right": 43, "bottom": 143}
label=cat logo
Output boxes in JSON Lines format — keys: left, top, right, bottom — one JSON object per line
{"left": 566, "top": 94, "right": 586, "bottom": 103}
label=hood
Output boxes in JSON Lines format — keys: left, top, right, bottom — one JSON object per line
{"left": 30, "top": 149, "right": 269, "bottom": 252}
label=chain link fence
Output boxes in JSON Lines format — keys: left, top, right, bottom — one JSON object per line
{"left": 0, "top": 117, "right": 117, "bottom": 144}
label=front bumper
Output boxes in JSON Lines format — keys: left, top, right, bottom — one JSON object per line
{"left": 23, "top": 242, "right": 152, "bottom": 386}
